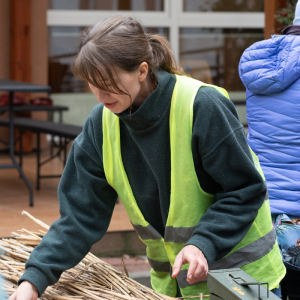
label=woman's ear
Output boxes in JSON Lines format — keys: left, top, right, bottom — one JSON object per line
{"left": 138, "top": 62, "right": 149, "bottom": 82}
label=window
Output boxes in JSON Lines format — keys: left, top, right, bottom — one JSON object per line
{"left": 183, "top": 0, "right": 263, "bottom": 12}
{"left": 180, "top": 28, "right": 264, "bottom": 91}
{"left": 47, "top": 0, "right": 264, "bottom": 94}
{"left": 48, "top": 0, "right": 164, "bottom": 11}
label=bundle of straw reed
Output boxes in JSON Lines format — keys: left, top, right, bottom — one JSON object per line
{"left": 0, "top": 211, "right": 177, "bottom": 300}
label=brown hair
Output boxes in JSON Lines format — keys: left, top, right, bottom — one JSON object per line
{"left": 72, "top": 16, "right": 185, "bottom": 95}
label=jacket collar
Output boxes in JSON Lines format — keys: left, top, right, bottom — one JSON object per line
{"left": 281, "top": 25, "right": 300, "bottom": 35}
{"left": 116, "top": 70, "right": 176, "bottom": 133}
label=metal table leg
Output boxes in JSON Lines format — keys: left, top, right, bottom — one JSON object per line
{"left": 0, "top": 91, "right": 34, "bottom": 206}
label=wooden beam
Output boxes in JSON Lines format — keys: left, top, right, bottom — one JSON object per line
{"left": 118, "top": 0, "right": 131, "bottom": 10}
{"left": 0, "top": 0, "right": 10, "bottom": 80}
{"left": 10, "top": 0, "right": 32, "bottom": 152}
{"left": 31, "top": 0, "right": 48, "bottom": 87}
{"left": 10, "top": 0, "right": 31, "bottom": 82}
{"left": 31, "top": 0, "right": 49, "bottom": 151}
{"left": 146, "top": 0, "right": 156, "bottom": 11}
{"left": 79, "top": 0, "right": 90, "bottom": 10}
{"left": 264, "top": 0, "right": 288, "bottom": 39}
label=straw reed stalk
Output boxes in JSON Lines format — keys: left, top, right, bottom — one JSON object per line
{"left": 0, "top": 211, "right": 208, "bottom": 300}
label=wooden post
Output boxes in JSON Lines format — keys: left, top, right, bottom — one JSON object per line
{"left": 10, "top": 0, "right": 32, "bottom": 152}
{"left": 264, "top": 0, "right": 288, "bottom": 39}
{"left": 10, "top": 0, "right": 31, "bottom": 82}
{"left": 146, "top": 1, "right": 156, "bottom": 10}
{"left": 31, "top": 0, "right": 49, "bottom": 150}
{"left": 118, "top": 0, "right": 131, "bottom": 10}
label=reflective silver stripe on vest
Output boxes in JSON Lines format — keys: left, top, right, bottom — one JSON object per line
{"left": 210, "top": 228, "right": 276, "bottom": 270}
{"left": 176, "top": 229, "right": 275, "bottom": 288}
{"left": 147, "top": 257, "right": 171, "bottom": 273}
{"left": 165, "top": 226, "right": 196, "bottom": 243}
{"left": 132, "top": 224, "right": 162, "bottom": 240}
{"left": 176, "top": 269, "right": 207, "bottom": 288}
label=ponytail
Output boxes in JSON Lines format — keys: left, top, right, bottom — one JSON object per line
{"left": 148, "top": 34, "right": 186, "bottom": 76}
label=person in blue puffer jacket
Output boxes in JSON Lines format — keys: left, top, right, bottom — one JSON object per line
{"left": 239, "top": 2, "right": 300, "bottom": 299}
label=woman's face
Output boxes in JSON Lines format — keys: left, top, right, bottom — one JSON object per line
{"left": 88, "top": 65, "right": 147, "bottom": 114}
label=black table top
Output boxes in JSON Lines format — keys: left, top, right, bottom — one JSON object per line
{"left": 0, "top": 118, "right": 82, "bottom": 138}
{"left": 0, "top": 105, "right": 68, "bottom": 112}
{"left": 0, "top": 79, "right": 51, "bottom": 93}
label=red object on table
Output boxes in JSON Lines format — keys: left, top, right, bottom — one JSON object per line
{"left": 0, "top": 94, "right": 27, "bottom": 106}
{"left": 29, "top": 97, "right": 53, "bottom": 106}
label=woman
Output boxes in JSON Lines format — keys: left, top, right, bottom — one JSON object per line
{"left": 239, "top": 2, "right": 300, "bottom": 299}
{"left": 10, "top": 16, "right": 284, "bottom": 299}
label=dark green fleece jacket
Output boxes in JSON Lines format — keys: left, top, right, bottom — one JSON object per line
{"left": 20, "top": 71, "right": 266, "bottom": 296}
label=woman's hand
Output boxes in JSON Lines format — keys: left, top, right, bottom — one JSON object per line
{"left": 172, "top": 245, "right": 208, "bottom": 285}
{"left": 8, "top": 281, "right": 38, "bottom": 300}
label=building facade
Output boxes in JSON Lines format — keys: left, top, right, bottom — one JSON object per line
{"left": 0, "top": 0, "right": 286, "bottom": 132}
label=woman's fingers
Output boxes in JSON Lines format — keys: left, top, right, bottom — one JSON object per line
{"left": 187, "top": 261, "right": 208, "bottom": 284}
{"left": 172, "top": 245, "right": 208, "bottom": 284}
{"left": 8, "top": 281, "right": 38, "bottom": 300}
{"left": 187, "top": 247, "right": 208, "bottom": 284}
{"left": 186, "top": 259, "right": 198, "bottom": 282}
{"left": 172, "top": 250, "right": 184, "bottom": 278}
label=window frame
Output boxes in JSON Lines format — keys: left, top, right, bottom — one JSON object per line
{"left": 47, "top": 0, "right": 264, "bottom": 62}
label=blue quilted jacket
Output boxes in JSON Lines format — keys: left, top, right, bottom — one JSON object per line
{"left": 239, "top": 34, "right": 300, "bottom": 216}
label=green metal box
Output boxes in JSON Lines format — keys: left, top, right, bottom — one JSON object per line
{"left": 207, "top": 268, "right": 280, "bottom": 300}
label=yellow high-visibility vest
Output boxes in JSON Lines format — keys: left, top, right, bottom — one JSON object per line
{"left": 102, "top": 75, "right": 285, "bottom": 297}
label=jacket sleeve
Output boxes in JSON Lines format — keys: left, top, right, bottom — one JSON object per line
{"left": 19, "top": 105, "right": 118, "bottom": 296}
{"left": 185, "top": 87, "right": 267, "bottom": 266}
